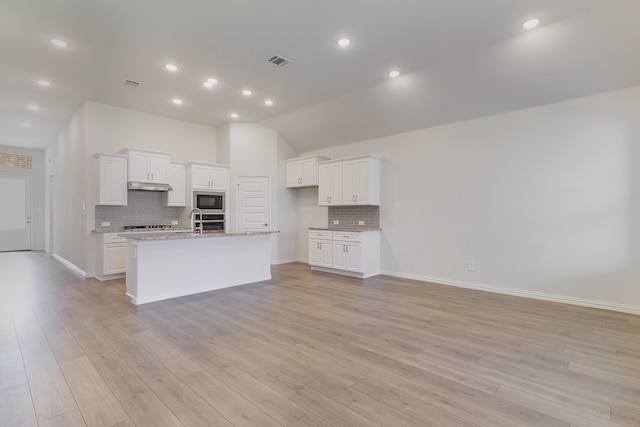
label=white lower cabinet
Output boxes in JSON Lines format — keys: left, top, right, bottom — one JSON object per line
{"left": 309, "top": 230, "right": 333, "bottom": 268}
{"left": 96, "top": 233, "right": 127, "bottom": 280}
{"left": 308, "top": 230, "right": 380, "bottom": 278}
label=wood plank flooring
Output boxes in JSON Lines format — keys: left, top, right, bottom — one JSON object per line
{"left": 1, "top": 251, "right": 639, "bottom": 426}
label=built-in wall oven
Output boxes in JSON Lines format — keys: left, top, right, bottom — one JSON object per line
{"left": 192, "top": 191, "right": 225, "bottom": 232}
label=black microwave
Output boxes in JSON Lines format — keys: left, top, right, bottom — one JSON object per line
{"left": 193, "top": 191, "right": 225, "bottom": 212}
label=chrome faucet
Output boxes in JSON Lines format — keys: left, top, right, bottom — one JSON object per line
{"left": 189, "top": 208, "right": 203, "bottom": 235}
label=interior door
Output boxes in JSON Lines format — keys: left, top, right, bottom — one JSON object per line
{"left": 237, "top": 176, "right": 270, "bottom": 232}
{"left": 0, "top": 175, "right": 31, "bottom": 251}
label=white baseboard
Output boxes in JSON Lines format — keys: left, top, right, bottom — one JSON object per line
{"left": 272, "top": 258, "right": 298, "bottom": 265}
{"left": 381, "top": 270, "right": 640, "bottom": 316}
{"left": 52, "top": 253, "right": 88, "bottom": 279}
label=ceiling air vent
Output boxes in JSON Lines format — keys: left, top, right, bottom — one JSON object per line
{"left": 123, "top": 79, "right": 141, "bottom": 88}
{"left": 267, "top": 55, "right": 292, "bottom": 67}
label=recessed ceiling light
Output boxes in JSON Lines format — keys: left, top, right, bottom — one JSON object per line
{"left": 28, "top": 104, "right": 39, "bottom": 111}
{"left": 50, "top": 38, "right": 68, "bottom": 48}
{"left": 337, "top": 38, "right": 351, "bottom": 47}
{"left": 37, "top": 79, "right": 51, "bottom": 87}
{"left": 21, "top": 122, "right": 31, "bottom": 128}
{"left": 264, "top": 99, "right": 274, "bottom": 107}
{"left": 172, "top": 98, "right": 183, "bottom": 105}
{"left": 242, "top": 89, "right": 253, "bottom": 97}
{"left": 388, "top": 70, "right": 400, "bottom": 78}
{"left": 165, "top": 64, "right": 178, "bottom": 72}
{"left": 522, "top": 18, "right": 541, "bottom": 30}
{"left": 203, "top": 78, "right": 218, "bottom": 88}
{"left": 230, "top": 113, "right": 239, "bottom": 119}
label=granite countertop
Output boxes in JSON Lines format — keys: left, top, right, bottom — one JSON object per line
{"left": 309, "top": 227, "right": 381, "bottom": 232}
{"left": 92, "top": 227, "right": 192, "bottom": 234}
{"left": 121, "top": 230, "right": 279, "bottom": 241}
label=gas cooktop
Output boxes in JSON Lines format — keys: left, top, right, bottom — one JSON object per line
{"left": 123, "top": 225, "right": 173, "bottom": 231}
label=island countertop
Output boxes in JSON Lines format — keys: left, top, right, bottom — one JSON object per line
{"left": 120, "top": 230, "right": 278, "bottom": 241}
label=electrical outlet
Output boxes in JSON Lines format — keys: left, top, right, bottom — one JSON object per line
{"left": 394, "top": 201, "right": 400, "bottom": 209}
{"left": 171, "top": 220, "right": 178, "bottom": 225}
{"left": 333, "top": 220, "right": 339, "bottom": 225}
{"left": 468, "top": 260, "right": 476, "bottom": 271}
{"left": 101, "top": 221, "right": 110, "bottom": 227}
{"left": 359, "top": 220, "right": 365, "bottom": 225}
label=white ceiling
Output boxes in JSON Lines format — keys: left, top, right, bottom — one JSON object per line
{"left": 1, "top": 0, "right": 639, "bottom": 152}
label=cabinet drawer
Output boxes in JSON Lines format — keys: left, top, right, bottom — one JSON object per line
{"left": 104, "top": 233, "right": 127, "bottom": 243}
{"left": 308, "top": 230, "right": 333, "bottom": 240}
{"left": 332, "top": 232, "right": 361, "bottom": 242}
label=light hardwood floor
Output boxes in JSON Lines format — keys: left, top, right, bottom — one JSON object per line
{"left": 1, "top": 251, "right": 639, "bottom": 426}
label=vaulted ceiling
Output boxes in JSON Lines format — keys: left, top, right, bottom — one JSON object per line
{"left": 1, "top": 0, "right": 639, "bottom": 152}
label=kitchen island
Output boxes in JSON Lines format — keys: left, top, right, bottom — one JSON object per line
{"left": 122, "top": 231, "right": 276, "bottom": 305}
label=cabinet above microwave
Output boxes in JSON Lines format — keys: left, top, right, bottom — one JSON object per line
{"left": 186, "top": 161, "right": 230, "bottom": 192}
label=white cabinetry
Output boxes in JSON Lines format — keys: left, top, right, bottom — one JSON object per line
{"left": 188, "top": 162, "right": 230, "bottom": 191}
{"left": 318, "top": 155, "right": 380, "bottom": 206}
{"left": 308, "top": 230, "right": 333, "bottom": 268}
{"left": 308, "top": 230, "right": 380, "bottom": 278}
{"left": 285, "top": 155, "right": 328, "bottom": 188}
{"left": 123, "top": 148, "right": 170, "bottom": 184}
{"left": 94, "top": 153, "right": 127, "bottom": 206}
{"left": 318, "top": 161, "right": 343, "bottom": 206}
{"left": 163, "top": 162, "right": 186, "bottom": 207}
{"left": 96, "top": 233, "right": 127, "bottom": 280}
{"left": 342, "top": 156, "right": 380, "bottom": 205}
{"left": 332, "top": 232, "right": 363, "bottom": 273}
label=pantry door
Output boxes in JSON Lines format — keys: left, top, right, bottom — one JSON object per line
{"left": 237, "top": 176, "right": 270, "bottom": 232}
{"left": 0, "top": 175, "right": 31, "bottom": 251}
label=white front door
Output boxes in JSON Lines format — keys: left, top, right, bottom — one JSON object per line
{"left": 237, "top": 176, "right": 270, "bottom": 232}
{"left": 0, "top": 175, "right": 31, "bottom": 251}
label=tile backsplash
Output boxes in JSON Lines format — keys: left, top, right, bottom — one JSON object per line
{"left": 328, "top": 205, "right": 380, "bottom": 230}
{"left": 95, "top": 191, "right": 184, "bottom": 229}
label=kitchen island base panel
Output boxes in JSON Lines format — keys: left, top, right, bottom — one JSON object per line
{"left": 125, "top": 233, "right": 272, "bottom": 305}
{"left": 310, "top": 265, "right": 378, "bottom": 279}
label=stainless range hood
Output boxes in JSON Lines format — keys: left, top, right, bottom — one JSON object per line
{"left": 127, "top": 182, "right": 173, "bottom": 192}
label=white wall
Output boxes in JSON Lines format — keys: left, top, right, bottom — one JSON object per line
{"left": 84, "top": 102, "right": 217, "bottom": 162}
{"left": 299, "top": 86, "right": 640, "bottom": 312}
{"left": 50, "top": 105, "right": 87, "bottom": 271}
{"left": 276, "top": 134, "right": 299, "bottom": 263}
{"left": 0, "top": 144, "right": 45, "bottom": 251}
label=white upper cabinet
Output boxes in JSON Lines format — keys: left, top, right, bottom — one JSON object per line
{"left": 94, "top": 153, "right": 127, "bottom": 206}
{"left": 164, "top": 162, "right": 186, "bottom": 207}
{"left": 318, "top": 161, "right": 343, "bottom": 206}
{"left": 123, "top": 148, "right": 171, "bottom": 184}
{"left": 285, "top": 155, "right": 328, "bottom": 188}
{"left": 318, "top": 155, "right": 380, "bottom": 206}
{"left": 187, "top": 162, "right": 230, "bottom": 191}
{"left": 342, "top": 156, "right": 380, "bottom": 205}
